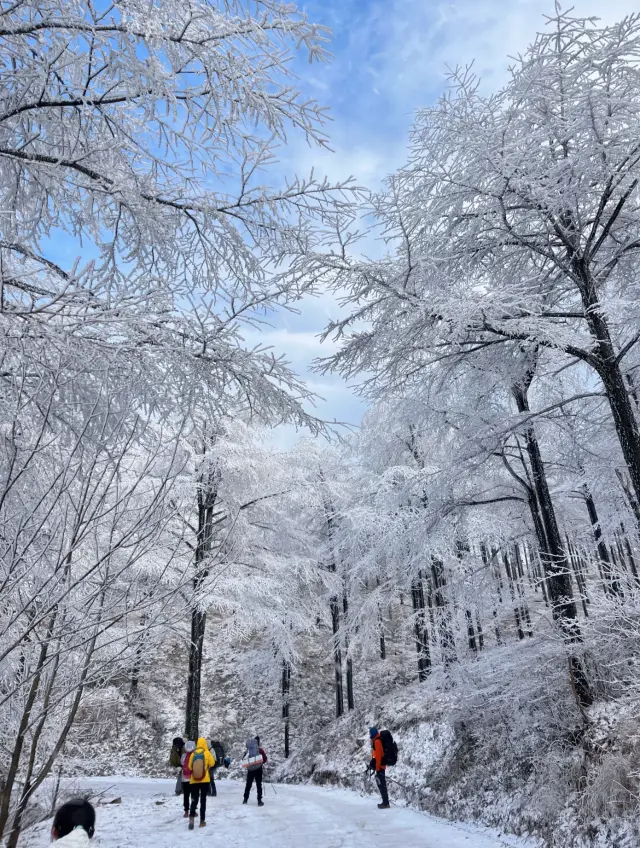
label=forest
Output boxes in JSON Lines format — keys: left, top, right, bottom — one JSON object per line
{"left": 2, "top": 1, "right": 640, "bottom": 845}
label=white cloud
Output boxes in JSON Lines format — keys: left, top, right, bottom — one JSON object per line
{"left": 261, "top": 0, "right": 640, "bottom": 445}
{"left": 367, "top": 0, "right": 640, "bottom": 99}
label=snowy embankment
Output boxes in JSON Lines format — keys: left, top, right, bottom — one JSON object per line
{"left": 22, "top": 777, "right": 533, "bottom": 848}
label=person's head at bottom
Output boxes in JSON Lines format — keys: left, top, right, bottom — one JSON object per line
{"left": 51, "top": 799, "right": 95, "bottom": 843}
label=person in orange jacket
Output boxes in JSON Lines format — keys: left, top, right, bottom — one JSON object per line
{"left": 187, "top": 737, "right": 216, "bottom": 829}
{"left": 369, "top": 727, "right": 390, "bottom": 809}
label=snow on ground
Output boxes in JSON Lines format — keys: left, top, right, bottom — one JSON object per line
{"left": 23, "top": 777, "right": 537, "bottom": 848}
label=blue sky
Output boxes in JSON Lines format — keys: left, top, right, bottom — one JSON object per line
{"left": 261, "top": 0, "right": 640, "bottom": 446}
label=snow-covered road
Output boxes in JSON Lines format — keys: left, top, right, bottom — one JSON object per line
{"left": 25, "top": 777, "right": 532, "bottom": 847}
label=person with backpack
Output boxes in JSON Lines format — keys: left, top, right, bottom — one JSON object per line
{"left": 170, "top": 736, "right": 185, "bottom": 796}
{"left": 242, "top": 736, "right": 267, "bottom": 806}
{"left": 369, "top": 727, "right": 390, "bottom": 809}
{"left": 180, "top": 740, "right": 196, "bottom": 817}
{"left": 208, "top": 738, "right": 226, "bottom": 798}
{"left": 187, "top": 736, "right": 216, "bottom": 829}
{"left": 169, "top": 736, "right": 185, "bottom": 768}
{"left": 51, "top": 799, "right": 95, "bottom": 845}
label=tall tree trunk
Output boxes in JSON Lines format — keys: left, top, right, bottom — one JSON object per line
{"left": 582, "top": 486, "right": 621, "bottom": 597}
{"left": 343, "top": 589, "right": 354, "bottom": 710}
{"left": 576, "top": 277, "right": 640, "bottom": 520}
{"left": 475, "top": 612, "right": 485, "bottom": 651}
{"left": 129, "top": 612, "right": 149, "bottom": 700}
{"left": 282, "top": 659, "right": 291, "bottom": 758}
{"left": 465, "top": 610, "right": 478, "bottom": 653}
{"left": 410, "top": 572, "right": 431, "bottom": 680}
{"left": 513, "top": 545, "right": 533, "bottom": 636}
{"left": 620, "top": 523, "right": 640, "bottom": 588}
{"left": 513, "top": 377, "right": 592, "bottom": 706}
{"left": 431, "top": 558, "right": 457, "bottom": 667}
{"left": 566, "top": 537, "right": 589, "bottom": 617}
{"left": 321, "top": 475, "right": 344, "bottom": 718}
{"left": 185, "top": 607, "right": 206, "bottom": 740}
{"left": 185, "top": 444, "right": 221, "bottom": 741}
{"left": 503, "top": 549, "right": 524, "bottom": 640}
{"left": 481, "top": 544, "right": 503, "bottom": 645}
{"left": 330, "top": 594, "right": 344, "bottom": 718}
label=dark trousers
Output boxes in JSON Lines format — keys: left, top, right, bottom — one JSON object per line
{"left": 243, "top": 768, "right": 263, "bottom": 802}
{"left": 376, "top": 771, "right": 389, "bottom": 805}
{"left": 209, "top": 772, "right": 217, "bottom": 797}
{"left": 182, "top": 782, "right": 191, "bottom": 812}
{"left": 189, "top": 784, "right": 208, "bottom": 821}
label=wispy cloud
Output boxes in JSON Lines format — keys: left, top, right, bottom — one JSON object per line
{"left": 269, "top": 0, "right": 640, "bottom": 444}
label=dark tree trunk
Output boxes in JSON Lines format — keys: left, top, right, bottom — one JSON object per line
{"left": 282, "top": 659, "right": 291, "bottom": 758}
{"left": 330, "top": 595, "right": 344, "bottom": 717}
{"left": 185, "top": 608, "right": 206, "bottom": 740}
{"left": 129, "top": 612, "right": 148, "bottom": 700}
{"left": 583, "top": 487, "right": 621, "bottom": 597}
{"left": 574, "top": 272, "right": 640, "bottom": 523}
{"left": 185, "top": 445, "right": 221, "bottom": 741}
{"left": 513, "top": 378, "right": 592, "bottom": 707}
{"left": 513, "top": 545, "right": 533, "bottom": 636}
{"left": 321, "top": 475, "right": 344, "bottom": 718}
{"left": 565, "top": 538, "right": 589, "bottom": 617}
{"left": 431, "top": 558, "right": 457, "bottom": 667}
{"left": 465, "top": 610, "right": 478, "bottom": 653}
{"left": 589, "top": 329, "right": 640, "bottom": 516}
{"left": 410, "top": 572, "right": 431, "bottom": 680}
{"left": 480, "top": 544, "right": 502, "bottom": 645}
{"left": 503, "top": 550, "right": 524, "bottom": 640}
{"left": 620, "top": 523, "right": 640, "bottom": 588}
{"left": 475, "top": 612, "right": 485, "bottom": 651}
{"left": 343, "top": 590, "right": 354, "bottom": 710}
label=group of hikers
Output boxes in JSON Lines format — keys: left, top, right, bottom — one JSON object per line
{"left": 45, "top": 726, "right": 396, "bottom": 843}
{"left": 170, "top": 734, "right": 268, "bottom": 829}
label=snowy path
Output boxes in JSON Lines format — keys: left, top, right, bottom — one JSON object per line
{"left": 25, "top": 777, "right": 531, "bottom": 847}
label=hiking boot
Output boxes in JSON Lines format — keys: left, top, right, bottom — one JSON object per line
{"left": 199, "top": 821, "right": 206, "bottom": 828}
{"left": 242, "top": 799, "right": 248, "bottom": 804}
{"left": 188, "top": 817, "right": 195, "bottom": 830}
{"left": 258, "top": 800, "right": 264, "bottom": 807}
{"left": 377, "top": 802, "right": 390, "bottom": 809}
{"left": 183, "top": 811, "right": 189, "bottom": 818}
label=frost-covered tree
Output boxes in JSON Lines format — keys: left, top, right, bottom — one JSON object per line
{"left": 0, "top": 0, "right": 361, "bottom": 837}
{"left": 315, "top": 10, "right": 640, "bottom": 706}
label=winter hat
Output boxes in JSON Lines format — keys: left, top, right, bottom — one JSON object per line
{"left": 185, "top": 740, "right": 196, "bottom": 753}
{"left": 369, "top": 726, "right": 378, "bottom": 739}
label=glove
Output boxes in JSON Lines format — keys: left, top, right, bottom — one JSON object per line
{"left": 369, "top": 758, "right": 376, "bottom": 773}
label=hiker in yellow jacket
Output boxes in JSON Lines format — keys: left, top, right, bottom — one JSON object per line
{"left": 187, "top": 737, "right": 215, "bottom": 830}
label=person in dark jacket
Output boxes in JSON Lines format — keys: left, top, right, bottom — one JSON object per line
{"left": 369, "top": 727, "right": 390, "bottom": 809}
{"left": 242, "top": 736, "right": 267, "bottom": 806}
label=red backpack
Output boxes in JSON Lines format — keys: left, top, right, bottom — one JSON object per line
{"left": 182, "top": 752, "right": 193, "bottom": 781}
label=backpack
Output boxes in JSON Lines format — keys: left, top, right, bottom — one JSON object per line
{"left": 211, "top": 740, "right": 225, "bottom": 769}
{"left": 181, "top": 752, "right": 193, "bottom": 781}
{"left": 191, "top": 748, "right": 206, "bottom": 781}
{"left": 379, "top": 729, "right": 398, "bottom": 767}
{"left": 169, "top": 737, "right": 184, "bottom": 768}
{"left": 245, "top": 738, "right": 263, "bottom": 771}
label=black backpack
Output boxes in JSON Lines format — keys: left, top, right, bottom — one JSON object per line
{"left": 379, "top": 729, "right": 398, "bottom": 767}
{"left": 211, "top": 739, "right": 225, "bottom": 769}
{"left": 169, "top": 737, "right": 184, "bottom": 768}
